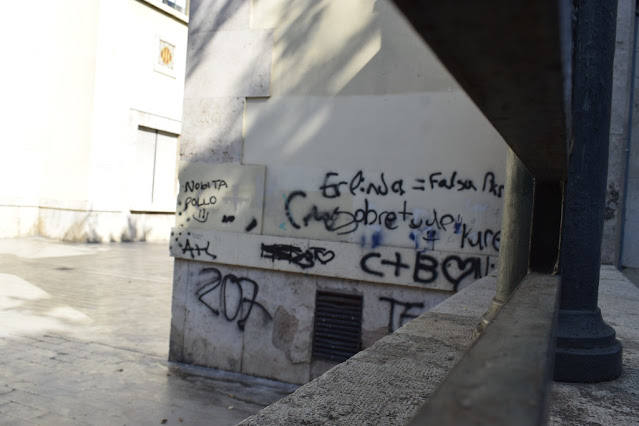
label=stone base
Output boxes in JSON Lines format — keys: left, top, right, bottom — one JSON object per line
{"left": 555, "top": 342, "right": 622, "bottom": 382}
{"left": 554, "top": 308, "right": 623, "bottom": 382}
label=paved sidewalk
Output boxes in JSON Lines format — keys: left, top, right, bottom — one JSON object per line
{"left": 0, "top": 238, "right": 292, "bottom": 426}
{"left": 549, "top": 266, "right": 639, "bottom": 425}
{"left": 623, "top": 267, "right": 639, "bottom": 288}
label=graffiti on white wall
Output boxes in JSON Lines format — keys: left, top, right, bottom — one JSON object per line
{"left": 170, "top": 229, "right": 497, "bottom": 292}
{"left": 378, "top": 296, "right": 425, "bottom": 332}
{"left": 264, "top": 168, "right": 503, "bottom": 254}
{"left": 171, "top": 164, "right": 503, "bottom": 291}
{"left": 176, "top": 162, "right": 265, "bottom": 233}
{"left": 195, "top": 266, "right": 272, "bottom": 331}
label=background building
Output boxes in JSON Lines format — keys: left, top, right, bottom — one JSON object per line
{"left": 604, "top": 0, "right": 639, "bottom": 268}
{"left": 0, "top": 0, "right": 188, "bottom": 242}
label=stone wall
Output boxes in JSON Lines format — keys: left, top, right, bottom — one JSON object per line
{"left": 602, "top": 0, "right": 636, "bottom": 265}
{"left": 170, "top": 0, "right": 507, "bottom": 383}
{"left": 0, "top": 0, "right": 188, "bottom": 243}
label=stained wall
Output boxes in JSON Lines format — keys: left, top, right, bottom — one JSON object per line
{"left": 172, "top": 0, "right": 507, "bottom": 384}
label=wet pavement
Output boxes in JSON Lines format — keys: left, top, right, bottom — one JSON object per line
{"left": 0, "top": 238, "right": 292, "bottom": 426}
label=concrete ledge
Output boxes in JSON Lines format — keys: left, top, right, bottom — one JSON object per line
{"left": 239, "top": 275, "right": 498, "bottom": 425}
{"left": 408, "top": 273, "right": 560, "bottom": 425}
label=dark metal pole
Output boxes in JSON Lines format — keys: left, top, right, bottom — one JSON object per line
{"left": 555, "top": 0, "right": 622, "bottom": 382}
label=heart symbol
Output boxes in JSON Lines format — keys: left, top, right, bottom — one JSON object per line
{"left": 442, "top": 256, "right": 481, "bottom": 292}
{"left": 311, "top": 247, "right": 335, "bottom": 265}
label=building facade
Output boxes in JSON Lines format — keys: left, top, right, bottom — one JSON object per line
{"left": 168, "top": 0, "right": 507, "bottom": 384}
{"left": 0, "top": 0, "right": 188, "bottom": 242}
{"left": 604, "top": 0, "right": 639, "bottom": 268}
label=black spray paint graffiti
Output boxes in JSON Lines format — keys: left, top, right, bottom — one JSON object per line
{"left": 178, "top": 178, "right": 238, "bottom": 226}
{"left": 281, "top": 170, "right": 503, "bottom": 251}
{"left": 360, "top": 251, "right": 493, "bottom": 292}
{"left": 196, "top": 267, "right": 272, "bottom": 331}
{"left": 411, "top": 171, "right": 504, "bottom": 199}
{"left": 179, "top": 237, "right": 217, "bottom": 260}
{"left": 184, "top": 179, "right": 228, "bottom": 193}
{"left": 319, "top": 171, "right": 406, "bottom": 198}
{"left": 285, "top": 191, "right": 500, "bottom": 252}
{"left": 379, "top": 296, "right": 425, "bottom": 332}
{"left": 285, "top": 193, "right": 466, "bottom": 236}
{"left": 183, "top": 195, "right": 217, "bottom": 211}
{"left": 318, "top": 170, "right": 503, "bottom": 199}
{"left": 460, "top": 224, "right": 500, "bottom": 252}
{"left": 245, "top": 218, "right": 258, "bottom": 232}
{"left": 482, "top": 172, "right": 504, "bottom": 198}
{"left": 425, "top": 171, "right": 477, "bottom": 192}
{"left": 192, "top": 208, "right": 209, "bottom": 223}
{"left": 260, "top": 243, "right": 335, "bottom": 269}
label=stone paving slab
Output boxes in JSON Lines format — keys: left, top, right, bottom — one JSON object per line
{"left": 549, "top": 265, "right": 639, "bottom": 425}
{"left": 623, "top": 267, "right": 639, "bottom": 288}
{"left": 0, "top": 237, "right": 292, "bottom": 426}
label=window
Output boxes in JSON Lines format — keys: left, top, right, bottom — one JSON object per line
{"left": 131, "top": 126, "right": 178, "bottom": 212}
{"left": 140, "top": 0, "right": 189, "bottom": 24}
{"left": 162, "top": 0, "right": 187, "bottom": 13}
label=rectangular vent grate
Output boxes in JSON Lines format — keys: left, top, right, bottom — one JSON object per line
{"left": 312, "top": 291, "right": 363, "bottom": 362}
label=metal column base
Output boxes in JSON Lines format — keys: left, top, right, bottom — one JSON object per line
{"left": 554, "top": 308, "right": 622, "bottom": 382}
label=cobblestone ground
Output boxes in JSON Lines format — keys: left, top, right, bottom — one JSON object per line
{"left": 0, "top": 238, "right": 290, "bottom": 426}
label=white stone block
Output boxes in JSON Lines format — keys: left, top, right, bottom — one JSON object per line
{"left": 185, "top": 29, "right": 272, "bottom": 98}
{"left": 180, "top": 97, "right": 245, "bottom": 163}
{"left": 175, "top": 162, "right": 266, "bottom": 234}
{"left": 169, "top": 228, "right": 498, "bottom": 292}
{"left": 181, "top": 262, "right": 245, "bottom": 372}
{"left": 240, "top": 268, "right": 315, "bottom": 384}
{"left": 169, "top": 259, "right": 190, "bottom": 361}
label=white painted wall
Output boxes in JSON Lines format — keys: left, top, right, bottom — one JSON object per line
{"left": 0, "top": 0, "right": 100, "bottom": 235}
{"left": 172, "top": 0, "right": 507, "bottom": 384}
{"left": 87, "top": 0, "right": 187, "bottom": 213}
{"left": 0, "top": 0, "right": 187, "bottom": 241}
{"left": 244, "top": 0, "right": 506, "bottom": 254}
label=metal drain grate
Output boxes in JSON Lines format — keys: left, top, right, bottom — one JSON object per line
{"left": 312, "top": 291, "right": 363, "bottom": 362}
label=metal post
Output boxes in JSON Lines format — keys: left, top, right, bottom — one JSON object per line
{"left": 478, "top": 148, "right": 533, "bottom": 332}
{"left": 554, "top": 0, "right": 622, "bottom": 382}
